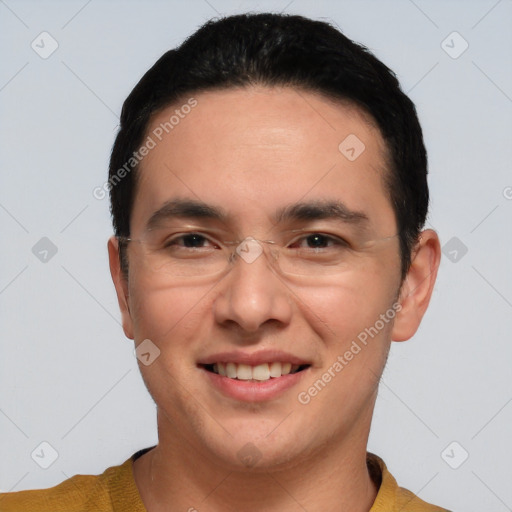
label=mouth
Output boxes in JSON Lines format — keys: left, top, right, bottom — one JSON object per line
{"left": 198, "top": 351, "right": 312, "bottom": 401}
{"left": 200, "top": 362, "right": 310, "bottom": 382}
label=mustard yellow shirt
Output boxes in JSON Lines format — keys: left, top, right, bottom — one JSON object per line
{"left": 0, "top": 451, "right": 450, "bottom": 511}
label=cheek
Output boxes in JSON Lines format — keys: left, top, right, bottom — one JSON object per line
{"left": 295, "top": 275, "right": 397, "bottom": 420}
{"left": 127, "top": 280, "right": 214, "bottom": 404}
{"left": 292, "top": 266, "right": 400, "bottom": 344}
{"left": 127, "top": 274, "right": 214, "bottom": 344}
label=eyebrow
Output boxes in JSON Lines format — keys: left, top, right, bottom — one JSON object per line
{"left": 145, "top": 198, "right": 369, "bottom": 231}
{"left": 146, "top": 199, "right": 228, "bottom": 230}
{"left": 274, "top": 200, "right": 369, "bottom": 226}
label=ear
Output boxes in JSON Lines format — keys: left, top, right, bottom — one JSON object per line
{"left": 391, "top": 229, "right": 441, "bottom": 342}
{"left": 108, "top": 236, "right": 134, "bottom": 340}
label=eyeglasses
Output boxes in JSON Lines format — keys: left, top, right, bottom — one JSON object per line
{"left": 118, "top": 226, "right": 398, "bottom": 280}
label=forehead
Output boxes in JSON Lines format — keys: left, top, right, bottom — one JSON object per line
{"left": 131, "top": 86, "right": 395, "bottom": 235}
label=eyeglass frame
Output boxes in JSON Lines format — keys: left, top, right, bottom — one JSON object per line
{"left": 116, "top": 226, "right": 400, "bottom": 280}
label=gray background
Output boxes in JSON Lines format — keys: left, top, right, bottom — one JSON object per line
{"left": 1, "top": 1, "right": 511, "bottom": 510}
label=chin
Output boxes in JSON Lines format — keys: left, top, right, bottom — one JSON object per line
{"left": 197, "top": 422, "right": 315, "bottom": 473}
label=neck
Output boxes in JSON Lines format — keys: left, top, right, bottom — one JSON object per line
{"left": 134, "top": 411, "right": 378, "bottom": 512}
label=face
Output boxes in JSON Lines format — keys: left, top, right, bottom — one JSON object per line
{"left": 109, "top": 86, "right": 435, "bottom": 471}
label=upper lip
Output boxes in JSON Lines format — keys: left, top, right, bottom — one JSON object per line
{"left": 198, "top": 350, "right": 311, "bottom": 366}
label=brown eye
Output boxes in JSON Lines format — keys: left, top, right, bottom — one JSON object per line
{"left": 180, "top": 234, "right": 209, "bottom": 248}
{"left": 304, "top": 234, "right": 330, "bottom": 248}
{"left": 163, "top": 233, "right": 214, "bottom": 250}
{"left": 289, "top": 233, "right": 348, "bottom": 250}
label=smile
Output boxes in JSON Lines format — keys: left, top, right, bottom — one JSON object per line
{"left": 202, "top": 362, "right": 308, "bottom": 381}
{"left": 198, "top": 351, "right": 312, "bottom": 401}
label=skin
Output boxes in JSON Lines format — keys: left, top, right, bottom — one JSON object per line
{"left": 108, "top": 86, "right": 441, "bottom": 512}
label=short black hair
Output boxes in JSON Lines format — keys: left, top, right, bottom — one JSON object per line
{"left": 109, "top": 12, "right": 429, "bottom": 281}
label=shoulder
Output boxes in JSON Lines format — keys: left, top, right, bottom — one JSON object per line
{"left": 368, "top": 453, "right": 451, "bottom": 512}
{"left": 0, "top": 456, "right": 145, "bottom": 512}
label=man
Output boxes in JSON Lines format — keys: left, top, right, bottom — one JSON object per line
{"left": 1, "top": 13, "right": 449, "bottom": 512}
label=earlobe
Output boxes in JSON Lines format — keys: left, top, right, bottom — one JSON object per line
{"left": 108, "top": 236, "right": 134, "bottom": 340}
{"left": 391, "top": 229, "right": 441, "bottom": 342}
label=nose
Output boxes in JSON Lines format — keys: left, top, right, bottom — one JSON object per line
{"left": 212, "top": 240, "right": 293, "bottom": 334}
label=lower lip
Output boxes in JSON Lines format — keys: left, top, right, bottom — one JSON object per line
{"left": 201, "top": 367, "right": 308, "bottom": 402}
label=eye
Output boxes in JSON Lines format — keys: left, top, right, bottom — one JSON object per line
{"left": 163, "top": 233, "right": 217, "bottom": 250}
{"left": 289, "top": 233, "right": 348, "bottom": 250}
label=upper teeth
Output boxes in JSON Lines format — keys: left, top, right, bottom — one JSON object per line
{"left": 212, "top": 362, "right": 299, "bottom": 381}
